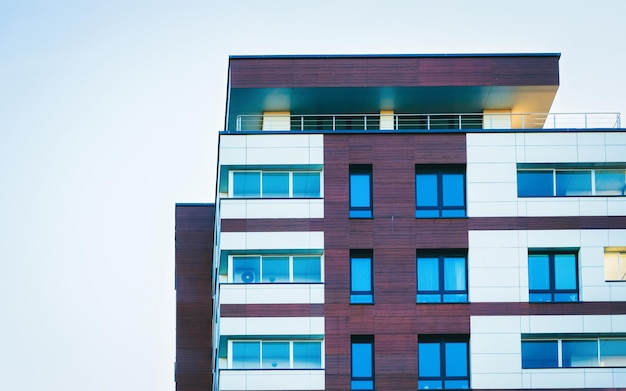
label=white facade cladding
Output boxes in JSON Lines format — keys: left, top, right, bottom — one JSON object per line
{"left": 470, "top": 315, "right": 626, "bottom": 389}
{"left": 468, "top": 229, "right": 626, "bottom": 303}
{"left": 467, "top": 132, "right": 626, "bottom": 217}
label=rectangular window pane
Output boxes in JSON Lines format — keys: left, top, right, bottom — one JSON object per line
{"left": 261, "top": 172, "right": 289, "bottom": 197}
{"left": 554, "top": 254, "right": 577, "bottom": 290}
{"left": 293, "top": 256, "right": 322, "bottom": 282}
{"left": 233, "top": 172, "right": 260, "bottom": 197}
{"left": 262, "top": 342, "right": 290, "bottom": 369}
{"left": 293, "top": 342, "right": 322, "bottom": 369}
{"left": 442, "top": 174, "right": 465, "bottom": 207}
{"left": 445, "top": 342, "right": 468, "bottom": 377}
{"left": 351, "top": 258, "right": 372, "bottom": 292}
{"left": 596, "top": 170, "right": 626, "bottom": 195}
{"left": 600, "top": 340, "right": 626, "bottom": 366}
{"left": 517, "top": 170, "right": 553, "bottom": 197}
{"left": 293, "top": 172, "right": 321, "bottom": 198}
{"left": 522, "top": 341, "right": 558, "bottom": 368}
{"left": 417, "top": 257, "right": 439, "bottom": 291}
{"left": 418, "top": 342, "right": 440, "bottom": 377}
{"left": 562, "top": 340, "right": 598, "bottom": 367}
{"left": 528, "top": 254, "right": 550, "bottom": 290}
{"left": 351, "top": 337, "right": 374, "bottom": 390}
{"left": 232, "top": 341, "right": 260, "bottom": 368}
{"left": 556, "top": 170, "right": 592, "bottom": 196}
{"left": 416, "top": 174, "right": 438, "bottom": 207}
{"left": 233, "top": 257, "right": 260, "bottom": 284}
{"left": 350, "top": 174, "right": 371, "bottom": 208}
{"left": 261, "top": 257, "right": 289, "bottom": 283}
{"left": 444, "top": 257, "right": 466, "bottom": 291}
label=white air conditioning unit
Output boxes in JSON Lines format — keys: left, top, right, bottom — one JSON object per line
{"left": 234, "top": 268, "right": 256, "bottom": 283}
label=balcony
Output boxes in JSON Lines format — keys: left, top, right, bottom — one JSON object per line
{"left": 234, "top": 112, "right": 621, "bottom": 132}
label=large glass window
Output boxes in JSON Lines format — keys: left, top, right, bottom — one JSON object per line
{"left": 350, "top": 165, "right": 373, "bottom": 218}
{"left": 231, "top": 170, "right": 321, "bottom": 198}
{"left": 604, "top": 250, "right": 626, "bottom": 281}
{"left": 528, "top": 251, "right": 578, "bottom": 302}
{"left": 418, "top": 337, "right": 469, "bottom": 390}
{"left": 416, "top": 166, "right": 466, "bottom": 218}
{"left": 350, "top": 250, "right": 373, "bottom": 304}
{"left": 522, "top": 338, "right": 626, "bottom": 368}
{"left": 518, "top": 167, "right": 626, "bottom": 197}
{"left": 231, "top": 340, "right": 322, "bottom": 369}
{"left": 417, "top": 251, "right": 467, "bottom": 303}
{"left": 231, "top": 255, "right": 322, "bottom": 283}
{"left": 351, "top": 336, "right": 374, "bottom": 390}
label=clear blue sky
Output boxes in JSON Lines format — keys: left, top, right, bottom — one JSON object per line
{"left": 1, "top": 1, "right": 625, "bottom": 390}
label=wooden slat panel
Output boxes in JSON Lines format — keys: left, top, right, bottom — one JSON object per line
{"left": 175, "top": 205, "right": 215, "bottom": 391}
{"left": 230, "top": 55, "right": 560, "bottom": 89}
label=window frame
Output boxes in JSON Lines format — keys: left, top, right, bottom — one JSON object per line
{"left": 416, "top": 250, "right": 468, "bottom": 303}
{"left": 350, "top": 250, "right": 374, "bottom": 304}
{"left": 517, "top": 167, "right": 626, "bottom": 197}
{"left": 229, "top": 170, "right": 322, "bottom": 199}
{"left": 415, "top": 165, "right": 466, "bottom": 218}
{"left": 351, "top": 336, "right": 374, "bottom": 390}
{"left": 229, "top": 339, "right": 324, "bottom": 369}
{"left": 349, "top": 165, "right": 373, "bottom": 218}
{"left": 418, "top": 336, "right": 470, "bottom": 390}
{"left": 229, "top": 254, "right": 323, "bottom": 284}
{"left": 521, "top": 337, "right": 626, "bottom": 369}
{"left": 528, "top": 250, "right": 579, "bottom": 303}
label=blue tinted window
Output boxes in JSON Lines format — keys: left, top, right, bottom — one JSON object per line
{"left": 528, "top": 252, "right": 578, "bottom": 303}
{"left": 419, "top": 339, "right": 469, "bottom": 390}
{"left": 416, "top": 174, "right": 438, "bottom": 207}
{"left": 261, "top": 257, "right": 289, "bottom": 283}
{"left": 262, "top": 172, "right": 289, "bottom": 197}
{"left": 417, "top": 253, "right": 467, "bottom": 303}
{"left": 292, "top": 256, "right": 321, "bottom": 282}
{"left": 517, "top": 170, "right": 553, "bottom": 197}
{"left": 418, "top": 343, "right": 440, "bottom": 376}
{"left": 442, "top": 174, "right": 465, "bottom": 206}
{"left": 562, "top": 340, "right": 598, "bottom": 367}
{"left": 293, "top": 172, "right": 321, "bottom": 198}
{"left": 416, "top": 167, "right": 465, "bottom": 218}
{"left": 233, "top": 172, "right": 261, "bottom": 197}
{"left": 262, "top": 342, "right": 290, "bottom": 368}
{"left": 351, "top": 338, "right": 374, "bottom": 390}
{"left": 351, "top": 252, "right": 373, "bottom": 304}
{"left": 293, "top": 342, "right": 322, "bottom": 369}
{"left": 522, "top": 341, "right": 558, "bottom": 368}
{"left": 350, "top": 166, "right": 373, "bottom": 218}
{"left": 556, "top": 170, "right": 592, "bottom": 196}
{"left": 596, "top": 170, "right": 626, "bottom": 195}
{"left": 232, "top": 341, "right": 260, "bottom": 368}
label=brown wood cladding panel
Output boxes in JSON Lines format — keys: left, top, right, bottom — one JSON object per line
{"left": 230, "top": 56, "right": 559, "bottom": 88}
{"left": 220, "top": 304, "right": 325, "bottom": 317}
{"left": 323, "top": 135, "right": 469, "bottom": 391}
{"left": 469, "top": 216, "right": 626, "bottom": 230}
{"left": 175, "top": 205, "right": 215, "bottom": 391}
{"left": 220, "top": 218, "right": 324, "bottom": 232}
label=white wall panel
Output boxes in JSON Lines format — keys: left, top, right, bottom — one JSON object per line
{"left": 220, "top": 199, "right": 324, "bottom": 219}
{"left": 219, "top": 134, "right": 324, "bottom": 166}
{"left": 220, "top": 284, "right": 324, "bottom": 304}
{"left": 220, "top": 317, "right": 324, "bottom": 336}
{"left": 220, "top": 369, "right": 324, "bottom": 390}
{"left": 220, "top": 232, "right": 324, "bottom": 251}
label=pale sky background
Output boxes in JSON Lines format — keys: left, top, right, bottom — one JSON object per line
{"left": 1, "top": 1, "right": 625, "bottom": 390}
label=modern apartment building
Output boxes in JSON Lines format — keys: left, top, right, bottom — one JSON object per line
{"left": 175, "top": 54, "right": 626, "bottom": 391}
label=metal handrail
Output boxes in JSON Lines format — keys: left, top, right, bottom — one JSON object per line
{"left": 234, "top": 112, "right": 622, "bottom": 131}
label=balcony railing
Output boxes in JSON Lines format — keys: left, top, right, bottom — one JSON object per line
{"left": 234, "top": 112, "right": 622, "bottom": 131}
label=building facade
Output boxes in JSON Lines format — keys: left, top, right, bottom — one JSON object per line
{"left": 175, "top": 54, "right": 626, "bottom": 391}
